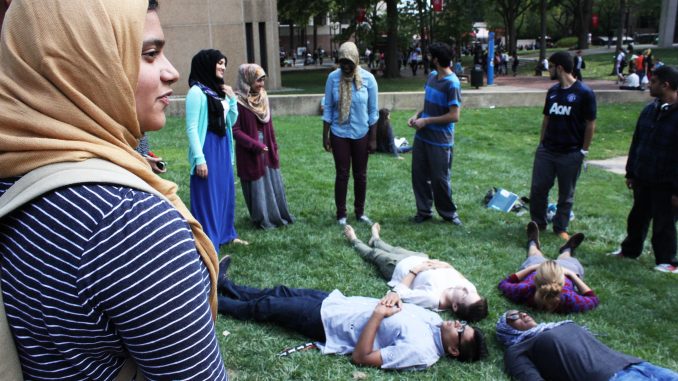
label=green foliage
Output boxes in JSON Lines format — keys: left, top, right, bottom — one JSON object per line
{"left": 150, "top": 103, "right": 677, "bottom": 380}
{"left": 556, "top": 36, "right": 578, "bottom": 49}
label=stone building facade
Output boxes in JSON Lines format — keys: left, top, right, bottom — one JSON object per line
{"left": 158, "top": 0, "right": 280, "bottom": 95}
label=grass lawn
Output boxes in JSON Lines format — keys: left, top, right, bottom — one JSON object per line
{"left": 153, "top": 103, "right": 677, "bottom": 380}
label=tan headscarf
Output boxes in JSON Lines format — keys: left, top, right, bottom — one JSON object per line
{"left": 0, "top": 0, "right": 219, "bottom": 319}
{"left": 236, "top": 63, "right": 271, "bottom": 123}
{"left": 337, "top": 42, "right": 363, "bottom": 124}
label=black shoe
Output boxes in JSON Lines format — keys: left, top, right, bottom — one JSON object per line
{"left": 526, "top": 221, "right": 541, "bottom": 250}
{"left": 412, "top": 214, "right": 432, "bottom": 223}
{"left": 559, "top": 233, "right": 585, "bottom": 256}
{"left": 444, "top": 213, "right": 463, "bottom": 226}
{"left": 218, "top": 255, "right": 231, "bottom": 287}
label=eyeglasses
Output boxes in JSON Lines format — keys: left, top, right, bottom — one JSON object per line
{"left": 506, "top": 312, "right": 521, "bottom": 321}
{"left": 457, "top": 320, "right": 468, "bottom": 345}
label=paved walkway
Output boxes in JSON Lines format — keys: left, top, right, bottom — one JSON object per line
{"left": 588, "top": 156, "right": 627, "bottom": 175}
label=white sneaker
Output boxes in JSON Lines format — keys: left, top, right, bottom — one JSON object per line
{"left": 653, "top": 264, "right": 678, "bottom": 274}
{"left": 358, "top": 215, "right": 373, "bottom": 225}
{"left": 337, "top": 217, "right": 347, "bottom": 226}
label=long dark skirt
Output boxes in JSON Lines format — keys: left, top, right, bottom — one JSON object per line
{"left": 241, "top": 166, "right": 294, "bottom": 229}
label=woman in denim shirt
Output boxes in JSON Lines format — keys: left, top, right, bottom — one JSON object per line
{"left": 322, "top": 41, "right": 379, "bottom": 225}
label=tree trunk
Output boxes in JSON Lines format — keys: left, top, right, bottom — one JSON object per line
{"left": 539, "top": 0, "right": 547, "bottom": 62}
{"left": 384, "top": 0, "right": 400, "bottom": 78}
{"left": 534, "top": 0, "right": 548, "bottom": 75}
{"left": 504, "top": 16, "right": 517, "bottom": 54}
{"left": 576, "top": 0, "right": 592, "bottom": 49}
{"left": 617, "top": 0, "right": 625, "bottom": 51}
{"left": 313, "top": 15, "right": 319, "bottom": 54}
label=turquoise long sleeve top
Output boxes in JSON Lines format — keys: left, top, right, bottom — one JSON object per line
{"left": 185, "top": 85, "right": 238, "bottom": 175}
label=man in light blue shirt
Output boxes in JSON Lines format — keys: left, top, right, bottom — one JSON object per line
{"left": 217, "top": 267, "right": 487, "bottom": 370}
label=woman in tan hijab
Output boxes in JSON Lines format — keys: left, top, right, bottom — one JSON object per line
{"left": 232, "top": 63, "right": 294, "bottom": 229}
{"left": 322, "top": 41, "right": 379, "bottom": 226}
{"left": 0, "top": 0, "right": 226, "bottom": 379}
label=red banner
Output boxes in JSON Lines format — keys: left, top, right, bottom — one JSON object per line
{"left": 591, "top": 14, "right": 599, "bottom": 29}
{"left": 357, "top": 7, "right": 366, "bottom": 23}
{"left": 432, "top": 0, "right": 443, "bottom": 12}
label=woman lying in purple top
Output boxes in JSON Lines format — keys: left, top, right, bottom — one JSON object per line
{"left": 498, "top": 222, "right": 599, "bottom": 313}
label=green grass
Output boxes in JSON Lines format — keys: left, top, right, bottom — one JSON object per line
{"left": 152, "top": 103, "right": 677, "bottom": 380}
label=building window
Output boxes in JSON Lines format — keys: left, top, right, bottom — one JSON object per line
{"left": 245, "top": 22, "right": 254, "bottom": 63}
{"left": 259, "top": 22, "right": 268, "bottom": 72}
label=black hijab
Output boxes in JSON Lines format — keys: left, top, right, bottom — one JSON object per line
{"left": 188, "top": 49, "right": 227, "bottom": 136}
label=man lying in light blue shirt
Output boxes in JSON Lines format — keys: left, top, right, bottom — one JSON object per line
{"left": 217, "top": 265, "right": 488, "bottom": 370}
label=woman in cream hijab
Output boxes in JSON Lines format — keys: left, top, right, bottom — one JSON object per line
{"left": 322, "top": 41, "right": 379, "bottom": 226}
{"left": 0, "top": 0, "right": 226, "bottom": 379}
{"left": 232, "top": 63, "right": 294, "bottom": 229}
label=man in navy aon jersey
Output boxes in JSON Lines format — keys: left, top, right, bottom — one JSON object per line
{"left": 529, "top": 51, "right": 597, "bottom": 240}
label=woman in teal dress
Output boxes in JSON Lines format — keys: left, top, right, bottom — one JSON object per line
{"left": 186, "top": 49, "right": 246, "bottom": 248}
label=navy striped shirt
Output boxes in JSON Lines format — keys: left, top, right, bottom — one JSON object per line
{"left": 416, "top": 70, "right": 461, "bottom": 147}
{"left": 0, "top": 179, "right": 227, "bottom": 380}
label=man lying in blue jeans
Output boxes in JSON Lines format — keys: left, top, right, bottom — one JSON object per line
{"left": 217, "top": 257, "right": 487, "bottom": 370}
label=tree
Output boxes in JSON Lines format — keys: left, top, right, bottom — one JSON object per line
{"left": 572, "top": 0, "right": 593, "bottom": 49}
{"left": 539, "top": 0, "right": 546, "bottom": 68}
{"left": 384, "top": 0, "right": 400, "bottom": 77}
{"left": 495, "top": 0, "right": 534, "bottom": 54}
{"left": 616, "top": 0, "right": 625, "bottom": 51}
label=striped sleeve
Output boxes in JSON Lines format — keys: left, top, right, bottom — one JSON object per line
{"left": 77, "top": 188, "right": 227, "bottom": 380}
{"left": 0, "top": 181, "right": 226, "bottom": 381}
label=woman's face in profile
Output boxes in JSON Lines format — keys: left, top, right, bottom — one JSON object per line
{"left": 134, "top": 11, "right": 179, "bottom": 133}
{"left": 215, "top": 58, "right": 226, "bottom": 80}
{"left": 252, "top": 76, "right": 265, "bottom": 93}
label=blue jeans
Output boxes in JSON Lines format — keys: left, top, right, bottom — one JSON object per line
{"left": 218, "top": 279, "right": 328, "bottom": 341}
{"left": 610, "top": 362, "right": 678, "bottom": 381}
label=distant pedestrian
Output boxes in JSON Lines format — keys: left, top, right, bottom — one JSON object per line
{"left": 529, "top": 51, "right": 597, "bottom": 240}
{"left": 573, "top": 50, "right": 585, "bottom": 81}
{"left": 409, "top": 48, "right": 420, "bottom": 76}
{"left": 609, "top": 66, "right": 678, "bottom": 273}
{"left": 511, "top": 52, "right": 519, "bottom": 76}
{"left": 614, "top": 49, "right": 626, "bottom": 84}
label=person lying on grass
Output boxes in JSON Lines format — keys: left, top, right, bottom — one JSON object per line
{"left": 344, "top": 223, "right": 488, "bottom": 322}
{"left": 498, "top": 221, "right": 599, "bottom": 313}
{"left": 217, "top": 256, "right": 487, "bottom": 370}
{"left": 496, "top": 310, "right": 678, "bottom": 381}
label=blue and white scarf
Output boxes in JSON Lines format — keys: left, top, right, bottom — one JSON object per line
{"left": 495, "top": 312, "right": 575, "bottom": 348}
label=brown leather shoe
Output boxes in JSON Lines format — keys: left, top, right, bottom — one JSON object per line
{"left": 559, "top": 233, "right": 585, "bottom": 255}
